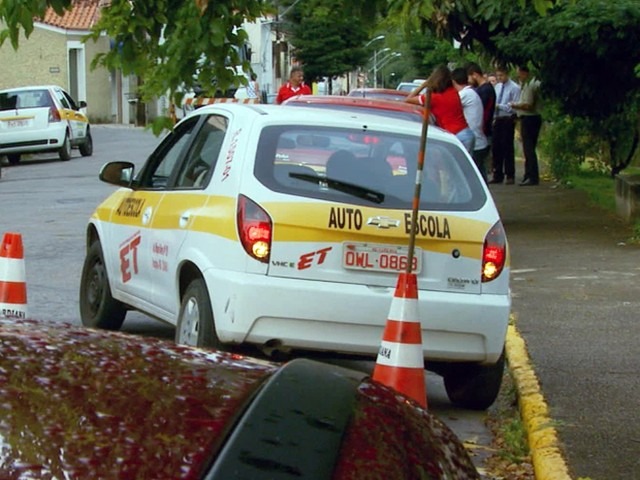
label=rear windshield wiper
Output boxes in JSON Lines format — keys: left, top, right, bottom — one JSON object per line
{"left": 289, "top": 172, "right": 385, "bottom": 204}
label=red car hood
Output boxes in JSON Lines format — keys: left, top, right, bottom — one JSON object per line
{"left": 0, "top": 318, "right": 276, "bottom": 479}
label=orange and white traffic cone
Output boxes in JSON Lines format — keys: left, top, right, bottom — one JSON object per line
{"left": 0, "top": 232, "right": 28, "bottom": 319}
{"left": 372, "top": 272, "right": 427, "bottom": 408}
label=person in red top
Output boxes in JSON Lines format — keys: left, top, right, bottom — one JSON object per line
{"left": 406, "top": 64, "right": 474, "bottom": 154}
{"left": 276, "top": 66, "right": 312, "bottom": 104}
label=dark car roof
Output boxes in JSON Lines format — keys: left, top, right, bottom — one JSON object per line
{"left": 0, "top": 318, "right": 276, "bottom": 479}
{"left": 0, "top": 319, "right": 479, "bottom": 479}
{"left": 283, "top": 95, "right": 426, "bottom": 123}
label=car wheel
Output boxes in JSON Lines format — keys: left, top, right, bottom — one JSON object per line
{"left": 59, "top": 133, "right": 72, "bottom": 161}
{"left": 79, "top": 241, "right": 126, "bottom": 330}
{"left": 443, "top": 349, "right": 505, "bottom": 410}
{"left": 79, "top": 130, "right": 93, "bottom": 157}
{"left": 7, "top": 154, "right": 20, "bottom": 165}
{"left": 175, "top": 277, "right": 220, "bottom": 348}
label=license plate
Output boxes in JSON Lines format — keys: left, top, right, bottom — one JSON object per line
{"left": 343, "top": 242, "right": 422, "bottom": 274}
{"left": 6, "top": 118, "right": 31, "bottom": 128}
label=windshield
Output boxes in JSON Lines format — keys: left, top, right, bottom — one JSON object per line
{"left": 254, "top": 125, "right": 486, "bottom": 211}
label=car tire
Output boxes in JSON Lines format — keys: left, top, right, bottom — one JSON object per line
{"left": 59, "top": 133, "right": 72, "bottom": 161}
{"left": 79, "top": 130, "right": 93, "bottom": 157}
{"left": 79, "top": 241, "right": 127, "bottom": 330}
{"left": 7, "top": 154, "right": 20, "bottom": 165}
{"left": 175, "top": 277, "right": 220, "bottom": 348}
{"left": 443, "top": 349, "right": 505, "bottom": 410}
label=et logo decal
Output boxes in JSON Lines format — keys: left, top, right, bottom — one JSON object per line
{"left": 297, "top": 247, "right": 332, "bottom": 270}
{"left": 120, "top": 231, "right": 141, "bottom": 283}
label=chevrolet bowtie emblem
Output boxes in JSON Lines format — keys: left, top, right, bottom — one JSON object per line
{"left": 367, "top": 216, "right": 400, "bottom": 229}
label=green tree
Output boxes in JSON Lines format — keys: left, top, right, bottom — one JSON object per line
{"left": 280, "top": 0, "right": 370, "bottom": 90}
{"left": 277, "top": 0, "right": 387, "bottom": 92}
{"left": 495, "top": 0, "right": 640, "bottom": 175}
{"left": 0, "top": 0, "right": 271, "bottom": 133}
{"left": 387, "top": 0, "right": 563, "bottom": 57}
{"left": 388, "top": 0, "right": 640, "bottom": 176}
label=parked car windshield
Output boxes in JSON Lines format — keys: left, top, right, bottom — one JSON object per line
{"left": 0, "top": 89, "right": 52, "bottom": 110}
{"left": 254, "top": 125, "right": 487, "bottom": 211}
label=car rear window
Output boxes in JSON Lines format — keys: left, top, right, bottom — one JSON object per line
{"left": 254, "top": 125, "right": 486, "bottom": 211}
{"left": 0, "top": 89, "right": 53, "bottom": 111}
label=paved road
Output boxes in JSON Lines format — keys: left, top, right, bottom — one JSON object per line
{"left": 491, "top": 179, "right": 640, "bottom": 480}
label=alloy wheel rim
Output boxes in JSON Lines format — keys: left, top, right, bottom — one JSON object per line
{"left": 179, "top": 297, "right": 200, "bottom": 345}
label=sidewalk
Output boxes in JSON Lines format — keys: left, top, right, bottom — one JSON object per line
{"left": 490, "top": 177, "right": 640, "bottom": 480}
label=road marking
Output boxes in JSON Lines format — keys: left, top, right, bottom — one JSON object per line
{"left": 556, "top": 275, "right": 599, "bottom": 280}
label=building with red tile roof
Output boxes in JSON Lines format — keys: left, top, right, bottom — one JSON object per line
{"left": 0, "top": 0, "right": 118, "bottom": 122}
{"left": 39, "top": 0, "right": 102, "bottom": 32}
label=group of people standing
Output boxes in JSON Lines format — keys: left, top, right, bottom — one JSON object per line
{"left": 406, "top": 63, "right": 542, "bottom": 186}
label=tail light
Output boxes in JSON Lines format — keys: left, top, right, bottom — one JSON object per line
{"left": 48, "top": 107, "right": 61, "bottom": 123}
{"left": 237, "top": 195, "right": 272, "bottom": 263}
{"left": 482, "top": 220, "right": 507, "bottom": 282}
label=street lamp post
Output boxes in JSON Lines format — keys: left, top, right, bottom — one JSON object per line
{"left": 370, "top": 51, "right": 401, "bottom": 88}
{"left": 373, "top": 47, "right": 390, "bottom": 88}
{"left": 359, "top": 35, "right": 385, "bottom": 89}
{"left": 365, "top": 34, "right": 385, "bottom": 48}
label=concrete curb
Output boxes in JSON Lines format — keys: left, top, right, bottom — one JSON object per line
{"left": 505, "top": 325, "right": 573, "bottom": 480}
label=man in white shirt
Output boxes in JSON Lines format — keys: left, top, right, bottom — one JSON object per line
{"left": 452, "top": 67, "right": 488, "bottom": 182}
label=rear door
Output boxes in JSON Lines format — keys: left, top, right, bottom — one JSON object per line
{"left": 149, "top": 114, "right": 229, "bottom": 316}
{"left": 253, "top": 124, "right": 492, "bottom": 294}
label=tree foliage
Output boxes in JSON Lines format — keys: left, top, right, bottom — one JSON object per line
{"left": 277, "top": 0, "right": 388, "bottom": 87}
{"left": 495, "top": 0, "right": 640, "bottom": 120}
{"left": 496, "top": 0, "right": 640, "bottom": 174}
{"left": 387, "top": 0, "right": 561, "bottom": 58}
{"left": 279, "top": 0, "right": 370, "bottom": 85}
{"left": 389, "top": 0, "right": 640, "bottom": 175}
{"left": 0, "top": 0, "right": 271, "bottom": 133}
{"left": 0, "top": 0, "right": 73, "bottom": 47}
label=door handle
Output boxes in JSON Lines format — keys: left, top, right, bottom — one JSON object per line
{"left": 179, "top": 212, "right": 191, "bottom": 229}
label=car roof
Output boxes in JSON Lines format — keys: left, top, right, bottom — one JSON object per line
{"left": 349, "top": 88, "right": 409, "bottom": 96}
{"left": 0, "top": 318, "right": 480, "bottom": 478}
{"left": 0, "top": 318, "right": 277, "bottom": 477}
{"left": 283, "top": 94, "right": 426, "bottom": 119}
{"left": 284, "top": 94, "right": 416, "bottom": 108}
{"left": 0, "top": 85, "right": 60, "bottom": 93}
{"left": 186, "top": 102, "right": 455, "bottom": 143}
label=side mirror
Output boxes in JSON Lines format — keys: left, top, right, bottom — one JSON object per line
{"left": 79, "top": 100, "right": 87, "bottom": 109}
{"left": 99, "top": 161, "right": 135, "bottom": 187}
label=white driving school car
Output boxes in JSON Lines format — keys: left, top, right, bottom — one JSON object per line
{"left": 80, "top": 103, "right": 511, "bottom": 409}
{"left": 0, "top": 85, "right": 92, "bottom": 164}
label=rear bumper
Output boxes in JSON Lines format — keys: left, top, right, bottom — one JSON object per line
{"left": 204, "top": 269, "right": 510, "bottom": 365}
{"left": 0, "top": 125, "right": 66, "bottom": 154}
